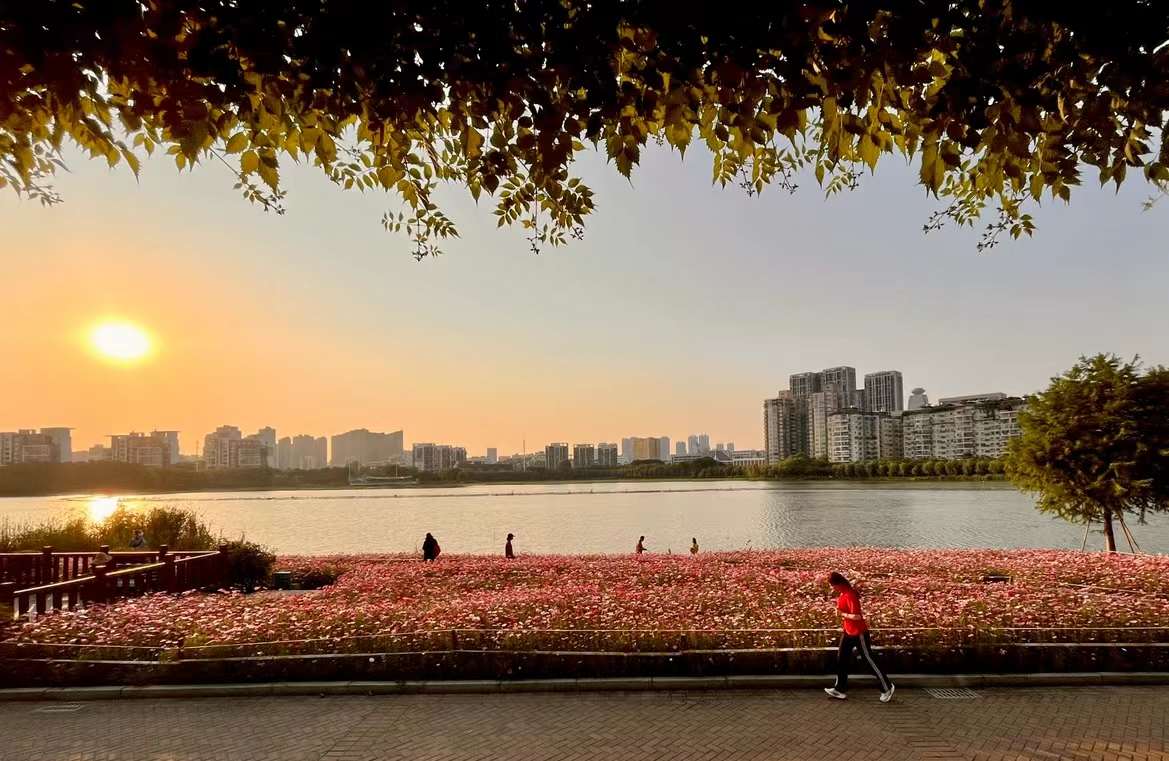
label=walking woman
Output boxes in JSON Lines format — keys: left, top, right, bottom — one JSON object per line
{"left": 422, "top": 532, "right": 441, "bottom": 561}
{"left": 824, "top": 572, "right": 895, "bottom": 702}
{"left": 505, "top": 533, "right": 516, "bottom": 559}
{"left": 636, "top": 536, "right": 647, "bottom": 554}
{"left": 690, "top": 537, "right": 699, "bottom": 556}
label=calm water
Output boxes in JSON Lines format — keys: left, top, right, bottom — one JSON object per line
{"left": 1, "top": 481, "right": 1166, "bottom": 555}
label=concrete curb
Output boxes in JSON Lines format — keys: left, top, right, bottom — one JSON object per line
{"left": 1, "top": 673, "right": 1167, "bottom": 701}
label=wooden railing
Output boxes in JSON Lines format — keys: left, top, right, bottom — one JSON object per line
{"left": 1, "top": 545, "right": 229, "bottom": 621}
{"left": 0, "top": 545, "right": 213, "bottom": 588}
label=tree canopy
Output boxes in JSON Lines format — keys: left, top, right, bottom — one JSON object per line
{"left": 1005, "top": 355, "right": 1169, "bottom": 553}
{"left": 3, "top": 2, "right": 1168, "bottom": 257}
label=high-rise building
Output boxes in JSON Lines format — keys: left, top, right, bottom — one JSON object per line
{"left": 572, "top": 443, "right": 595, "bottom": 468}
{"left": 763, "top": 391, "right": 805, "bottom": 463}
{"left": 789, "top": 372, "right": 822, "bottom": 398}
{"left": 629, "top": 436, "right": 666, "bottom": 461}
{"left": 329, "top": 429, "right": 404, "bottom": 466}
{"left": 864, "top": 371, "right": 904, "bottom": 413}
{"left": 820, "top": 366, "right": 858, "bottom": 394}
{"left": 283, "top": 434, "right": 327, "bottom": 469}
{"left": 250, "top": 427, "right": 277, "bottom": 468}
{"left": 40, "top": 428, "right": 72, "bottom": 463}
{"left": 412, "top": 443, "right": 467, "bottom": 472}
{"left": 620, "top": 437, "right": 634, "bottom": 465}
{"left": 150, "top": 430, "right": 181, "bottom": 464}
{"left": 827, "top": 411, "right": 902, "bottom": 463}
{"left": 597, "top": 442, "right": 619, "bottom": 467}
{"left": 545, "top": 443, "right": 570, "bottom": 469}
{"left": 907, "top": 388, "right": 929, "bottom": 411}
{"left": 203, "top": 426, "right": 264, "bottom": 469}
{"left": 808, "top": 389, "right": 858, "bottom": 460}
{"left": 276, "top": 437, "right": 293, "bottom": 469}
{"left": 902, "top": 396, "right": 1023, "bottom": 460}
{"left": 110, "top": 432, "right": 173, "bottom": 467}
{"left": 675, "top": 441, "right": 687, "bottom": 457}
{"left": 658, "top": 436, "right": 670, "bottom": 461}
{"left": 486, "top": 448, "right": 498, "bottom": 465}
{"left": 686, "top": 434, "right": 711, "bottom": 455}
{"left": 726, "top": 441, "right": 735, "bottom": 452}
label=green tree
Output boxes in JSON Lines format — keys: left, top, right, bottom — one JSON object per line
{"left": 1005, "top": 355, "right": 1169, "bottom": 552}
{"left": 4, "top": 3, "right": 1169, "bottom": 256}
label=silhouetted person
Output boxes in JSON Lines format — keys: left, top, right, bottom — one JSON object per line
{"left": 824, "top": 572, "right": 895, "bottom": 703}
{"left": 422, "top": 532, "right": 441, "bottom": 561}
{"left": 636, "top": 536, "right": 647, "bottom": 554}
{"left": 690, "top": 537, "right": 699, "bottom": 556}
{"left": 505, "top": 533, "right": 515, "bottom": 559}
{"left": 129, "top": 529, "right": 146, "bottom": 549}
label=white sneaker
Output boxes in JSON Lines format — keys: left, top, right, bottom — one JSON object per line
{"left": 824, "top": 687, "right": 847, "bottom": 700}
{"left": 879, "top": 684, "right": 896, "bottom": 703}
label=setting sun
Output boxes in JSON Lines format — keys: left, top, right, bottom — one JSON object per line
{"left": 90, "top": 321, "right": 152, "bottom": 362}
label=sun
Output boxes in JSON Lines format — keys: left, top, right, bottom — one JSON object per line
{"left": 90, "top": 321, "right": 152, "bottom": 362}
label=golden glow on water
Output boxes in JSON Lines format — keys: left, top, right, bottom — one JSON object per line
{"left": 89, "top": 321, "right": 152, "bottom": 362}
{"left": 87, "top": 496, "right": 120, "bottom": 523}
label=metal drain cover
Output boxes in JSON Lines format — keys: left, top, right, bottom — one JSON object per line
{"left": 925, "top": 687, "right": 980, "bottom": 700}
{"left": 32, "top": 704, "right": 86, "bottom": 713}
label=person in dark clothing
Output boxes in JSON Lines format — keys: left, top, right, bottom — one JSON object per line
{"left": 636, "top": 536, "right": 647, "bottom": 554}
{"left": 505, "top": 533, "right": 515, "bottom": 559}
{"left": 422, "top": 533, "right": 441, "bottom": 561}
{"left": 824, "top": 572, "right": 895, "bottom": 703}
{"left": 129, "top": 529, "right": 146, "bottom": 549}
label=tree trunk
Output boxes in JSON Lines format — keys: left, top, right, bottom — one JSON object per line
{"left": 1101, "top": 506, "right": 1117, "bottom": 553}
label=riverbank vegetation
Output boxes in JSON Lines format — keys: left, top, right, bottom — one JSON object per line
{"left": 6, "top": 550, "right": 1167, "bottom": 655}
{"left": 0, "top": 506, "right": 219, "bottom": 552}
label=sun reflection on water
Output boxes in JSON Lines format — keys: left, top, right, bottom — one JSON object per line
{"left": 87, "top": 496, "right": 120, "bottom": 523}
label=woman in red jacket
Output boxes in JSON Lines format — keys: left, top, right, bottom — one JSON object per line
{"left": 825, "top": 572, "right": 895, "bottom": 702}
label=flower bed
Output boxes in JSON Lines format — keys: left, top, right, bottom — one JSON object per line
{"left": 5, "top": 549, "right": 1169, "bottom": 658}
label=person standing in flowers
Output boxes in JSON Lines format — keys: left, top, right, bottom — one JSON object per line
{"left": 505, "top": 533, "right": 516, "bottom": 559}
{"left": 690, "top": 537, "right": 699, "bottom": 556}
{"left": 129, "top": 529, "right": 146, "bottom": 549}
{"left": 824, "top": 572, "right": 895, "bottom": 703}
{"left": 422, "top": 532, "right": 441, "bottom": 561}
{"left": 636, "top": 536, "right": 648, "bottom": 554}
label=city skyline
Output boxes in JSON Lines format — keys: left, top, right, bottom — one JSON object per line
{"left": 4, "top": 141, "right": 1166, "bottom": 456}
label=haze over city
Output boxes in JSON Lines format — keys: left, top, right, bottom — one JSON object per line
{"left": 3, "top": 144, "right": 1167, "bottom": 454}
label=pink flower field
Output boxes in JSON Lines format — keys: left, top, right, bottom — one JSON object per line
{"left": 5, "top": 549, "right": 1169, "bottom": 657}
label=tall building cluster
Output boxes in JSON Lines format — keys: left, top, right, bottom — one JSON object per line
{"left": 764, "top": 368, "right": 1023, "bottom": 464}
{"left": 412, "top": 442, "right": 467, "bottom": 472}
{"left": 330, "top": 429, "right": 404, "bottom": 467}
{"left": 0, "top": 429, "right": 67, "bottom": 465}
{"left": 276, "top": 435, "right": 328, "bottom": 470}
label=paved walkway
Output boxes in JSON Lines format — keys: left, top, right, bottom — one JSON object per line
{"left": 5, "top": 686, "right": 1167, "bottom": 761}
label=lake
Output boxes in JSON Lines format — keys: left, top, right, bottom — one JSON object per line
{"left": 3, "top": 480, "right": 1167, "bottom": 555}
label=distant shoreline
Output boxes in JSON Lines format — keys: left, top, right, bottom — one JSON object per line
{"left": 1, "top": 474, "right": 1012, "bottom": 500}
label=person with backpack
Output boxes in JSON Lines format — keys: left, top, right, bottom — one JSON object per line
{"left": 422, "top": 532, "right": 441, "bottom": 561}
{"left": 824, "top": 571, "right": 895, "bottom": 703}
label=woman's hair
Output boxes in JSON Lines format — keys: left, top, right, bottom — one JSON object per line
{"left": 639, "top": 535, "right": 645, "bottom": 541}
{"left": 692, "top": 537, "right": 697, "bottom": 543}
{"left": 828, "top": 572, "right": 850, "bottom": 587}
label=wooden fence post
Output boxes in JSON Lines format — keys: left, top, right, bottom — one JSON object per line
{"left": 218, "top": 544, "right": 231, "bottom": 588}
{"left": 0, "top": 581, "right": 15, "bottom": 619}
{"left": 91, "top": 565, "right": 109, "bottom": 605}
{"left": 99, "top": 545, "right": 113, "bottom": 570}
{"left": 41, "top": 546, "right": 54, "bottom": 584}
{"left": 157, "top": 544, "right": 169, "bottom": 561}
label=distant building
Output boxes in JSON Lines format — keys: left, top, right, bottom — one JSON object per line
{"left": 0, "top": 430, "right": 59, "bottom": 464}
{"left": 250, "top": 427, "right": 277, "bottom": 468}
{"left": 820, "top": 366, "right": 858, "bottom": 394}
{"left": 726, "top": 441, "right": 735, "bottom": 452}
{"left": 789, "top": 372, "right": 822, "bottom": 398}
{"left": 330, "top": 429, "right": 404, "bottom": 466}
{"left": 902, "top": 396, "right": 1024, "bottom": 460}
{"left": 864, "top": 371, "right": 904, "bottom": 413}
{"left": 763, "top": 391, "right": 805, "bottom": 463}
{"left": 85, "top": 444, "right": 111, "bottom": 461}
{"left": 486, "top": 447, "right": 498, "bottom": 465}
{"left": 545, "top": 442, "right": 570, "bottom": 469}
{"left": 937, "top": 392, "right": 1008, "bottom": 406}
{"left": 572, "top": 443, "right": 595, "bottom": 468}
{"left": 204, "top": 425, "right": 265, "bottom": 469}
{"left": 808, "top": 389, "right": 861, "bottom": 460}
{"left": 675, "top": 441, "right": 687, "bottom": 457}
{"left": 907, "top": 388, "right": 929, "bottom": 411}
{"left": 597, "top": 442, "right": 619, "bottom": 467}
{"left": 40, "top": 428, "right": 72, "bottom": 463}
{"left": 277, "top": 434, "right": 327, "bottom": 469}
{"left": 412, "top": 443, "right": 467, "bottom": 472}
{"left": 730, "top": 449, "right": 766, "bottom": 467}
{"left": 110, "top": 432, "right": 173, "bottom": 467}
{"left": 827, "top": 411, "right": 902, "bottom": 463}
{"left": 151, "top": 430, "right": 181, "bottom": 464}
{"left": 629, "top": 436, "right": 667, "bottom": 462}
{"left": 686, "top": 434, "right": 710, "bottom": 455}
{"left": 620, "top": 437, "right": 634, "bottom": 465}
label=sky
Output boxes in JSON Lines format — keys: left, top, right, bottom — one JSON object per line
{"left": 2, "top": 140, "right": 1167, "bottom": 455}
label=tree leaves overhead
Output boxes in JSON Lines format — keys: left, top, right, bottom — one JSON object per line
{"left": 2, "top": 1, "right": 1168, "bottom": 257}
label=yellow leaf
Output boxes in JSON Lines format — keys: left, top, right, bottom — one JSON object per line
{"left": 240, "top": 150, "right": 259, "bottom": 174}
{"left": 225, "top": 133, "right": 248, "bottom": 154}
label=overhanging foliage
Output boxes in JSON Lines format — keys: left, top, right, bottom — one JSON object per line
{"left": 3, "top": 1, "right": 1168, "bottom": 256}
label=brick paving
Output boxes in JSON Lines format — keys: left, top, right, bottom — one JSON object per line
{"left": 2, "top": 686, "right": 1166, "bottom": 761}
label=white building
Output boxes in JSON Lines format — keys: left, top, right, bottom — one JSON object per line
{"left": 902, "top": 396, "right": 1024, "bottom": 460}
{"left": 827, "top": 411, "right": 902, "bottom": 463}
{"left": 486, "top": 448, "right": 498, "bottom": 465}
{"left": 203, "top": 425, "right": 266, "bottom": 469}
{"left": 907, "top": 388, "right": 930, "bottom": 411}
{"left": 40, "top": 428, "right": 72, "bottom": 463}
{"left": 597, "top": 442, "right": 619, "bottom": 467}
{"left": 545, "top": 443, "right": 570, "bottom": 469}
{"left": 763, "top": 391, "right": 805, "bottom": 463}
{"left": 250, "top": 427, "right": 277, "bottom": 468}
{"left": 110, "top": 432, "right": 173, "bottom": 467}
{"left": 0, "top": 430, "right": 59, "bottom": 464}
{"left": 412, "top": 443, "right": 467, "bottom": 472}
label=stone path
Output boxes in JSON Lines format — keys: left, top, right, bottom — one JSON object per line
{"left": 4, "top": 686, "right": 1166, "bottom": 760}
